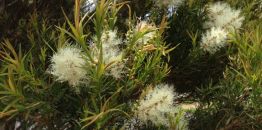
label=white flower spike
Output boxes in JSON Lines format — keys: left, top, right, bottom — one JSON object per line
{"left": 50, "top": 46, "right": 87, "bottom": 86}
{"left": 204, "top": 2, "right": 245, "bottom": 30}
{"left": 135, "top": 84, "right": 178, "bottom": 127}
{"left": 91, "top": 30, "right": 125, "bottom": 79}
{"left": 200, "top": 27, "right": 228, "bottom": 54}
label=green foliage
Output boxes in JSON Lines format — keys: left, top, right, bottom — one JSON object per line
{"left": 0, "top": 0, "right": 171, "bottom": 129}
{"left": 0, "top": 0, "right": 73, "bottom": 42}
{"left": 192, "top": 14, "right": 262, "bottom": 130}
{"left": 0, "top": 0, "right": 261, "bottom": 129}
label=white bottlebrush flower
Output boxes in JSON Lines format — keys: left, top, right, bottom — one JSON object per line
{"left": 204, "top": 2, "right": 245, "bottom": 30}
{"left": 49, "top": 46, "right": 87, "bottom": 86}
{"left": 134, "top": 84, "right": 179, "bottom": 127}
{"left": 200, "top": 27, "right": 228, "bottom": 54}
{"left": 91, "top": 30, "right": 125, "bottom": 78}
{"left": 154, "top": 0, "right": 184, "bottom": 8}
{"left": 108, "top": 62, "right": 125, "bottom": 79}
{"left": 101, "top": 30, "right": 122, "bottom": 50}
{"left": 135, "top": 21, "right": 157, "bottom": 45}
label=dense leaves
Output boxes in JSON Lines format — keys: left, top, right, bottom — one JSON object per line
{"left": 0, "top": 0, "right": 262, "bottom": 129}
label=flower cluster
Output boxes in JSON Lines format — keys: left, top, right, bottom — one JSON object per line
{"left": 91, "top": 30, "right": 125, "bottom": 79}
{"left": 49, "top": 23, "right": 163, "bottom": 87}
{"left": 134, "top": 84, "right": 188, "bottom": 128}
{"left": 49, "top": 46, "right": 87, "bottom": 86}
{"left": 204, "top": 2, "right": 244, "bottom": 30}
{"left": 200, "top": 2, "right": 244, "bottom": 54}
{"left": 200, "top": 27, "right": 228, "bottom": 54}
